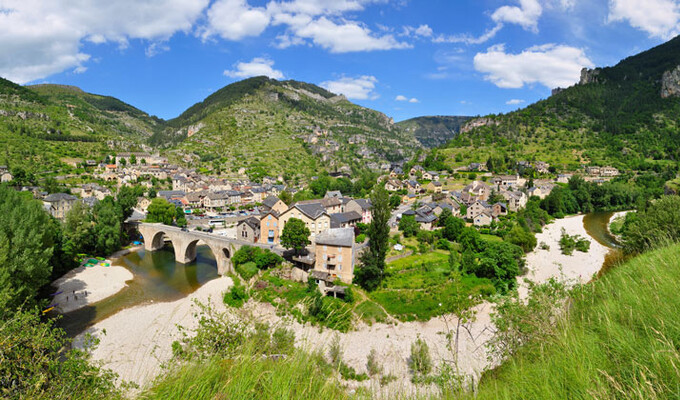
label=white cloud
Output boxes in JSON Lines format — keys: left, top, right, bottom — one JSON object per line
{"left": 491, "top": 0, "right": 543, "bottom": 32}
{"left": 395, "top": 94, "right": 419, "bottom": 103}
{"left": 0, "top": 0, "right": 209, "bottom": 83}
{"left": 321, "top": 75, "right": 379, "bottom": 100}
{"left": 608, "top": 0, "right": 680, "bottom": 39}
{"left": 474, "top": 43, "right": 594, "bottom": 89}
{"left": 278, "top": 16, "right": 410, "bottom": 53}
{"left": 201, "top": 0, "right": 270, "bottom": 41}
{"left": 224, "top": 57, "right": 284, "bottom": 80}
{"left": 432, "top": 24, "right": 504, "bottom": 45}
{"left": 506, "top": 99, "right": 525, "bottom": 105}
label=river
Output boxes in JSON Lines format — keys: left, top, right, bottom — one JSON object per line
{"left": 58, "top": 245, "right": 219, "bottom": 337}
{"left": 582, "top": 211, "right": 629, "bottom": 274}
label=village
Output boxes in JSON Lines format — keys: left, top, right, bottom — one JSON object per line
{"left": 13, "top": 150, "right": 621, "bottom": 294}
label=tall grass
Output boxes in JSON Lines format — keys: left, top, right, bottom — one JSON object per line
{"left": 142, "top": 344, "right": 353, "bottom": 400}
{"left": 464, "top": 243, "right": 680, "bottom": 400}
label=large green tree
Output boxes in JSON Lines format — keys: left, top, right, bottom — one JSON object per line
{"left": 354, "top": 186, "right": 390, "bottom": 291}
{"left": 146, "top": 197, "right": 176, "bottom": 225}
{"left": 0, "top": 186, "right": 56, "bottom": 315}
{"left": 92, "top": 197, "right": 123, "bottom": 255}
{"left": 280, "top": 218, "right": 311, "bottom": 255}
{"left": 398, "top": 214, "right": 420, "bottom": 238}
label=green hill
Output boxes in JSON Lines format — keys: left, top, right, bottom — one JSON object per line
{"left": 152, "top": 76, "right": 421, "bottom": 179}
{"left": 466, "top": 243, "right": 680, "bottom": 400}
{"left": 0, "top": 79, "right": 161, "bottom": 174}
{"left": 397, "top": 115, "right": 471, "bottom": 147}
{"left": 443, "top": 36, "right": 680, "bottom": 171}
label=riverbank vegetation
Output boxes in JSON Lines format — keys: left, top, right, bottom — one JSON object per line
{"left": 464, "top": 243, "right": 680, "bottom": 400}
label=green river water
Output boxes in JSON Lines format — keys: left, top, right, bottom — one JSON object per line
{"left": 59, "top": 245, "right": 219, "bottom": 337}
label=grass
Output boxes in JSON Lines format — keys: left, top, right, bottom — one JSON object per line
{"left": 370, "top": 251, "right": 495, "bottom": 321}
{"left": 464, "top": 243, "right": 680, "bottom": 400}
{"left": 355, "top": 300, "right": 388, "bottom": 324}
{"left": 142, "top": 346, "right": 352, "bottom": 400}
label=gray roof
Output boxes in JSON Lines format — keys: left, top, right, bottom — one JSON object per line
{"left": 238, "top": 217, "right": 261, "bottom": 230}
{"left": 350, "top": 198, "right": 371, "bottom": 210}
{"left": 158, "top": 190, "right": 185, "bottom": 198}
{"left": 262, "top": 195, "right": 281, "bottom": 209}
{"left": 44, "top": 193, "right": 77, "bottom": 202}
{"left": 325, "top": 190, "right": 343, "bottom": 198}
{"left": 315, "top": 227, "right": 354, "bottom": 247}
{"left": 295, "top": 202, "right": 327, "bottom": 220}
{"left": 330, "top": 211, "right": 362, "bottom": 228}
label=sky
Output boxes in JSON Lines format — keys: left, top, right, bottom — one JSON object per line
{"left": 1, "top": 0, "right": 678, "bottom": 122}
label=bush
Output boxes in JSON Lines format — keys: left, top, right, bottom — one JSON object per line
{"left": 409, "top": 337, "right": 432, "bottom": 376}
{"left": 355, "top": 233, "right": 366, "bottom": 243}
{"left": 623, "top": 196, "right": 680, "bottom": 254}
{"left": 236, "top": 261, "right": 259, "bottom": 281}
{"left": 559, "top": 229, "right": 591, "bottom": 255}
{"left": 366, "top": 348, "right": 383, "bottom": 376}
{"left": 223, "top": 277, "right": 249, "bottom": 308}
{"left": 233, "top": 246, "right": 282, "bottom": 271}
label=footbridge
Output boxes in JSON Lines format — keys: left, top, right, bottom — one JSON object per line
{"left": 137, "top": 223, "right": 282, "bottom": 275}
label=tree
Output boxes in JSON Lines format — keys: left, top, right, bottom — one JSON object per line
{"left": 117, "top": 185, "right": 142, "bottom": 220}
{"left": 398, "top": 214, "right": 420, "bottom": 237}
{"left": 354, "top": 186, "right": 390, "bottom": 291}
{"left": 129, "top": 153, "right": 137, "bottom": 165}
{"left": 622, "top": 196, "right": 680, "bottom": 254}
{"left": 279, "top": 190, "right": 293, "bottom": 205}
{"left": 505, "top": 225, "right": 537, "bottom": 253}
{"left": 0, "top": 186, "right": 56, "bottom": 315}
{"left": 175, "top": 206, "right": 187, "bottom": 227}
{"left": 473, "top": 242, "right": 524, "bottom": 292}
{"left": 458, "top": 227, "right": 484, "bottom": 253}
{"left": 146, "top": 198, "right": 176, "bottom": 225}
{"left": 63, "top": 200, "right": 94, "bottom": 256}
{"left": 92, "top": 197, "right": 123, "bottom": 255}
{"left": 443, "top": 216, "right": 465, "bottom": 242}
{"left": 280, "top": 218, "right": 311, "bottom": 255}
{"left": 389, "top": 194, "right": 402, "bottom": 209}
{"left": 437, "top": 208, "right": 453, "bottom": 227}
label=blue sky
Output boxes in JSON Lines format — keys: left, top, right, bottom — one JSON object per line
{"left": 1, "top": 0, "right": 678, "bottom": 122}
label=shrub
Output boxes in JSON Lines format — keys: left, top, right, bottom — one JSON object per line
{"left": 559, "top": 229, "right": 591, "bottom": 255}
{"left": 223, "top": 277, "right": 249, "bottom": 308}
{"left": 355, "top": 233, "right": 366, "bottom": 243}
{"left": 236, "top": 261, "right": 259, "bottom": 281}
{"left": 409, "top": 337, "right": 432, "bottom": 376}
{"left": 366, "top": 349, "right": 383, "bottom": 376}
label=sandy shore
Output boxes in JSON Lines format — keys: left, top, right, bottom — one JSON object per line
{"left": 521, "top": 215, "right": 609, "bottom": 298}
{"left": 74, "top": 215, "right": 611, "bottom": 395}
{"left": 73, "top": 276, "right": 233, "bottom": 387}
{"left": 52, "top": 264, "right": 133, "bottom": 313}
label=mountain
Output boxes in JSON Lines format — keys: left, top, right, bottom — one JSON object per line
{"left": 0, "top": 78, "right": 161, "bottom": 173}
{"left": 151, "top": 76, "right": 421, "bottom": 180}
{"left": 443, "top": 36, "right": 680, "bottom": 171}
{"left": 397, "top": 115, "right": 471, "bottom": 147}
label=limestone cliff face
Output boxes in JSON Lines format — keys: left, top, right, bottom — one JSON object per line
{"left": 579, "top": 68, "right": 601, "bottom": 85}
{"left": 661, "top": 66, "right": 680, "bottom": 98}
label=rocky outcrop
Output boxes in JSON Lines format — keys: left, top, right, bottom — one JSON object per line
{"left": 661, "top": 66, "right": 680, "bottom": 98}
{"left": 461, "top": 117, "right": 498, "bottom": 134}
{"left": 579, "top": 68, "right": 601, "bottom": 85}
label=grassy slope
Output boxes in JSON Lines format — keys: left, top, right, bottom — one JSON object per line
{"left": 155, "top": 76, "right": 420, "bottom": 178}
{"left": 0, "top": 79, "right": 160, "bottom": 172}
{"left": 467, "top": 243, "right": 680, "bottom": 400}
{"left": 443, "top": 36, "right": 680, "bottom": 170}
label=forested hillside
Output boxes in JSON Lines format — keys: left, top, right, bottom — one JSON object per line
{"left": 442, "top": 35, "right": 680, "bottom": 171}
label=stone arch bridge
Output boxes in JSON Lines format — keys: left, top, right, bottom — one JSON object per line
{"left": 136, "top": 223, "right": 282, "bottom": 275}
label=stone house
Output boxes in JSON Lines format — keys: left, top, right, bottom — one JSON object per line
{"left": 314, "top": 228, "right": 355, "bottom": 284}
{"left": 467, "top": 200, "right": 493, "bottom": 220}
{"left": 43, "top": 193, "right": 78, "bottom": 220}
{"left": 345, "top": 199, "right": 372, "bottom": 224}
{"left": 426, "top": 181, "right": 443, "bottom": 193}
{"left": 330, "top": 211, "right": 362, "bottom": 229}
{"left": 502, "top": 191, "right": 528, "bottom": 212}
{"left": 237, "top": 217, "right": 261, "bottom": 243}
{"left": 473, "top": 211, "right": 494, "bottom": 226}
{"left": 423, "top": 171, "right": 440, "bottom": 181}
{"left": 463, "top": 181, "right": 491, "bottom": 203}
{"left": 279, "top": 202, "right": 331, "bottom": 240}
{"left": 385, "top": 179, "right": 402, "bottom": 192}
{"left": 262, "top": 195, "right": 288, "bottom": 214}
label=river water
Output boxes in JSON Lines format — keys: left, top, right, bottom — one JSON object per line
{"left": 58, "top": 245, "right": 219, "bottom": 337}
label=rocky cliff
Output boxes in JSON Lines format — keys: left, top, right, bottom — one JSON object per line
{"left": 661, "top": 65, "right": 680, "bottom": 98}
